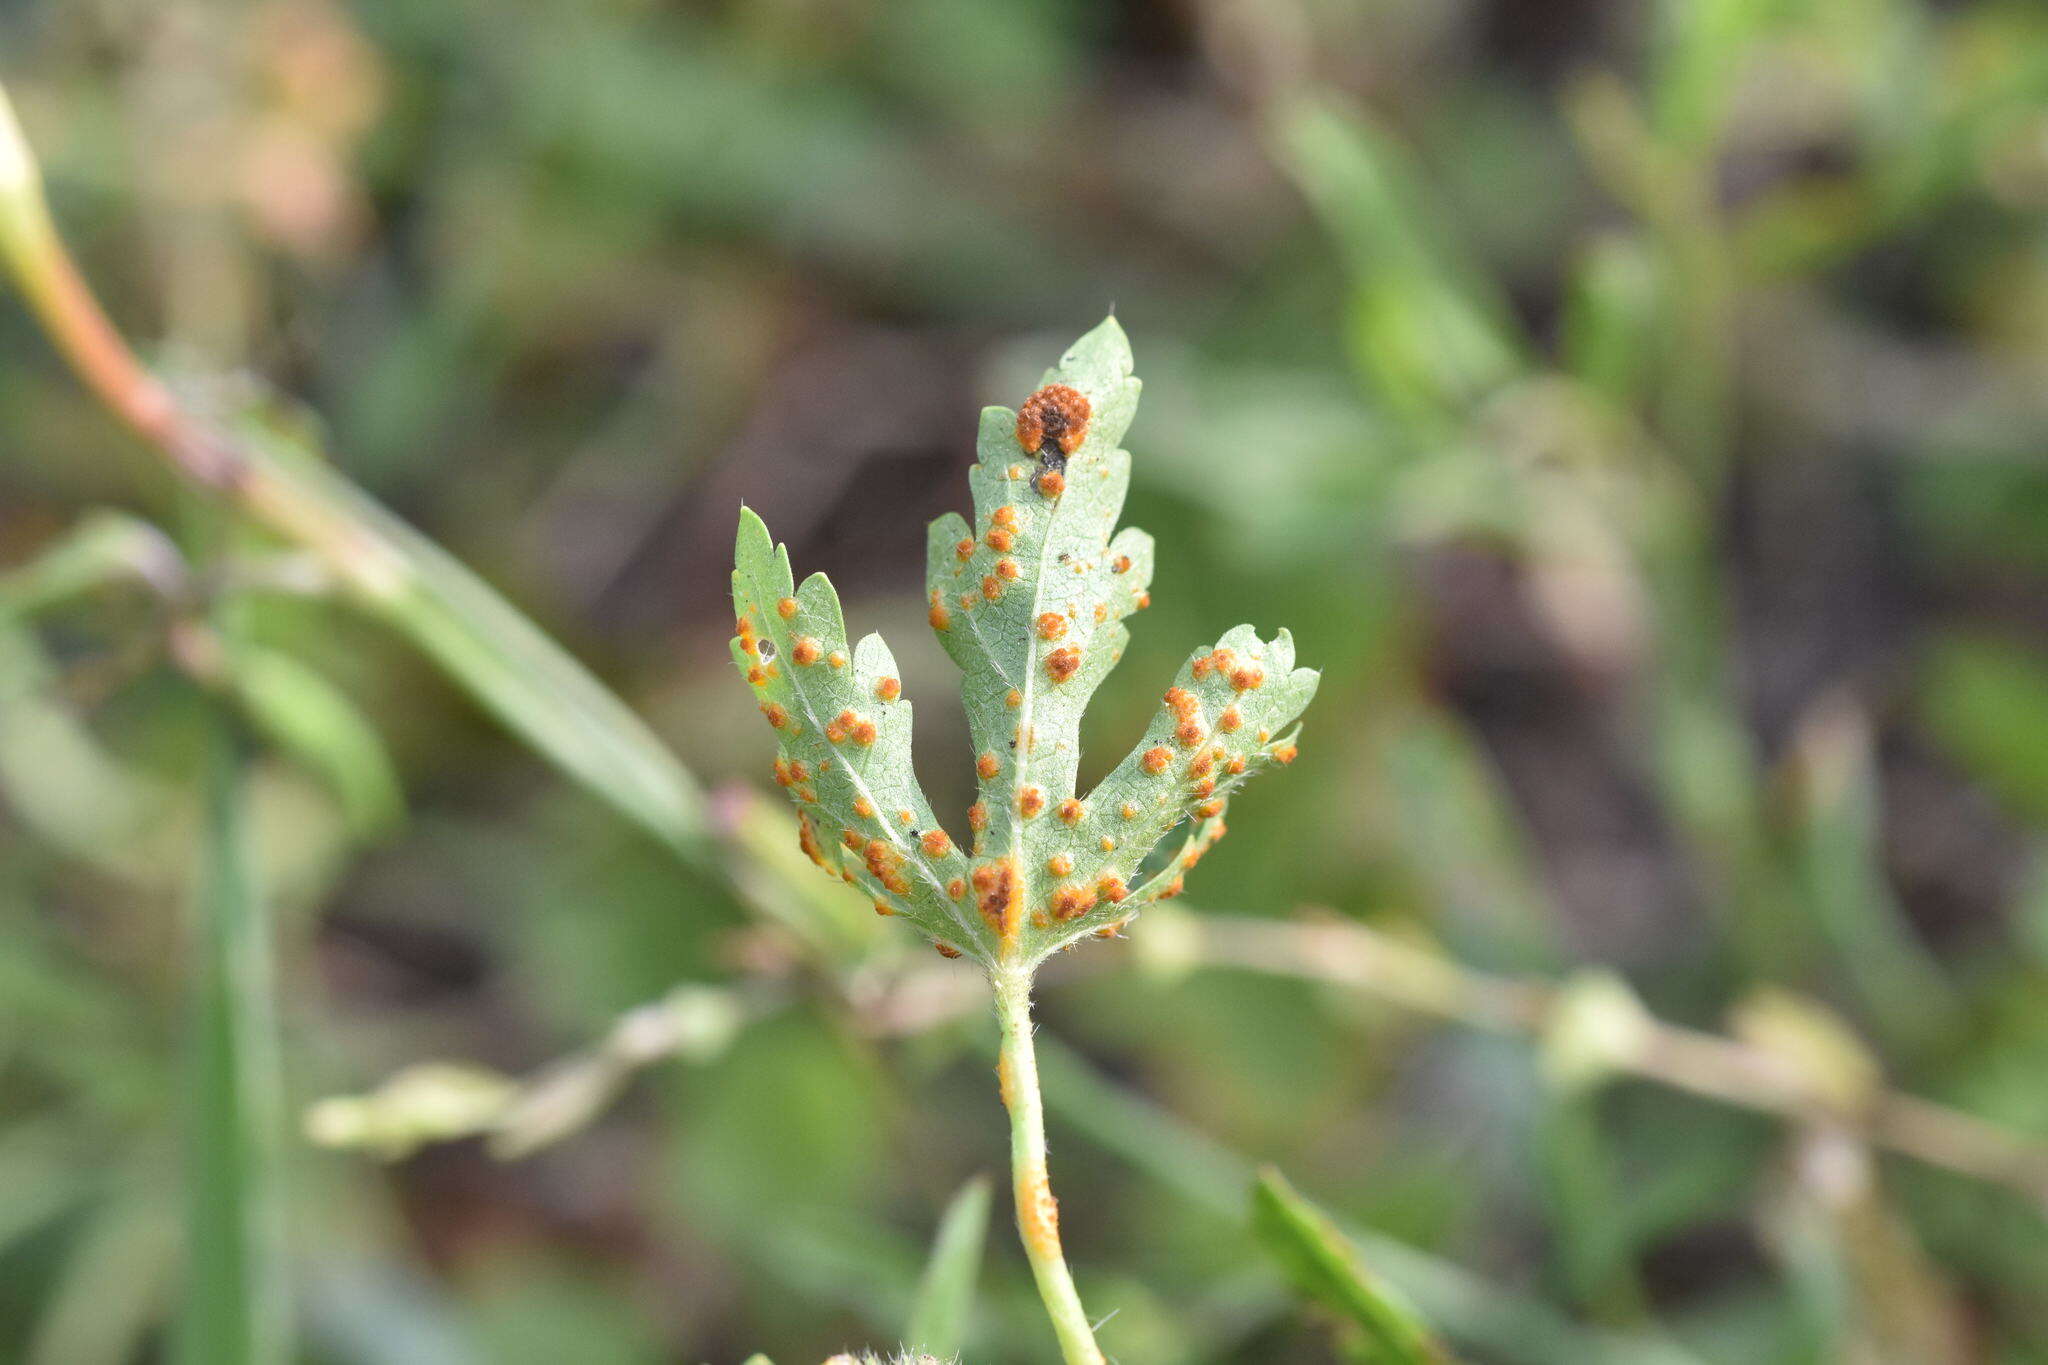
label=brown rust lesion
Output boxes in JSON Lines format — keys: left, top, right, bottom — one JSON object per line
{"left": 1015, "top": 383, "right": 1091, "bottom": 458}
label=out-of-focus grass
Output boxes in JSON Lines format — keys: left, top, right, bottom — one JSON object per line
{"left": 2, "top": 0, "right": 2048, "bottom": 1361}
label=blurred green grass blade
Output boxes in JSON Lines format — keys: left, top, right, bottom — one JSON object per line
{"left": 1531, "top": 1091, "right": 1645, "bottom": 1316}
{"left": 229, "top": 645, "right": 404, "bottom": 839}
{"left": 176, "top": 719, "right": 290, "bottom": 1365}
{"left": 905, "top": 1173, "right": 991, "bottom": 1355}
{"left": 1785, "top": 699, "right": 1957, "bottom": 1049}
{"left": 28, "top": 1191, "right": 177, "bottom": 1365}
{"left": 1252, "top": 1167, "right": 1450, "bottom": 1365}
{"left": 291, "top": 455, "right": 713, "bottom": 863}
{"left": 1649, "top": 0, "right": 1777, "bottom": 152}
{"left": 1560, "top": 234, "right": 1661, "bottom": 410}
{"left": 1270, "top": 95, "right": 1523, "bottom": 426}
{"left": 0, "top": 623, "right": 178, "bottom": 885}
{"left": 1021, "top": 1031, "right": 1703, "bottom": 1365}
{"left": 0, "top": 509, "right": 185, "bottom": 617}
{"left": 203, "top": 398, "right": 717, "bottom": 867}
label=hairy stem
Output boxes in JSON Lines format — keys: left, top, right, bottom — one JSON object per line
{"left": 992, "top": 967, "right": 1104, "bottom": 1365}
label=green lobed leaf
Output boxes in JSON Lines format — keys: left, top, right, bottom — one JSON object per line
{"left": 1252, "top": 1167, "right": 1452, "bottom": 1365}
{"left": 732, "top": 318, "right": 1318, "bottom": 968}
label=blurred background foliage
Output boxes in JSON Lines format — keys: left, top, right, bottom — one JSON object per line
{"left": 3, "top": 0, "right": 2048, "bottom": 1360}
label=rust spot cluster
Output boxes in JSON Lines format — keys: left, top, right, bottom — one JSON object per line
{"left": 1018, "top": 786, "right": 1047, "bottom": 818}
{"left": 1036, "top": 612, "right": 1067, "bottom": 641}
{"left": 876, "top": 676, "right": 901, "bottom": 702}
{"left": 921, "top": 829, "right": 952, "bottom": 857}
{"left": 792, "top": 637, "right": 823, "bottom": 666}
{"left": 826, "top": 709, "right": 877, "bottom": 746}
{"left": 863, "top": 837, "right": 910, "bottom": 894}
{"left": 1016, "top": 383, "right": 1091, "bottom": 457}
{"left": 1142, "top": 745, "right": 1172, "bottom": 774}
{"left": 1044, "top": 646, "right": 1081, "bottom": 683}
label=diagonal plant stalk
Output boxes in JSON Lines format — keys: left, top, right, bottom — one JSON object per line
{"left": 0, "top": 78, "right": 711, "bottom": 866}
{"left": 731, "top": 319, "right": 1318, "bottom": 1359}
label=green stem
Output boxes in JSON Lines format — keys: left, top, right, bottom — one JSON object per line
{"left": 177, "top": 717, "right": 289, "bottom": 1365}
{"left": 992, "top": 967, "right": 1104, "bottom": 1365}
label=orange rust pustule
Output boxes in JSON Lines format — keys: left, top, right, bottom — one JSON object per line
{"left": 1015, "top": 383, "right": 1091, "bottom": 457}
{"left": 1018, "top": 787, "right": 1047, "bottom": 818}
{"left": 876, "top": 676, "right": 901, "bottom": 702}
{"left": 1035, "top": 469, "right": 1065, "bottom": 498}
{"left": 1015, "top": 1165, "right": 1064, "bottom": 1262}
{"left": 968, "top": 802, "right": 990, "bottom": 832}
{"left": 973, "top": 858, "right": 1022, "bottom": 942}
{"left": 776, "top": 597, "right": 798, "bottom": 619}
{"left": 1051, "top": 885, "right": 1099, "bottom": 920}
{"left": 1057, "top": 798, "right": 1084, "bottom": 825}
{"left": 921, "top": 829, "right": 953, "bottom": 858}
{"left": 929, "top": 594, "right": 951, "bottom": 631}
{"left": 1047, "top": 853, "right": 1074, "bottom": 877}
{"left": 1044, "top": 646, "right": 1082, "bottom": 684}
{"left": 1272, "top": 742, "right": 1299, "bottom": 764}
{"left": 797, "top": 814, "right": 829, "bottom": 869}
{"left": 1099, "top": 873, "right": 1129, "bottom": 903}
{"left": 985, "top": 526, "right": 1014, "bottom": 552}
{"left": 1142, "top": 746, "right": 1172, "bottom": 774}
{"left": 760, "top": 702, "right": 788, "bottom": 729}
{"left": 976, "top": 752, "right": 1001, "bottom": 779}
{"left": 1036, "top": 612, "right": 1068, "bottom": 641}
{"left": 935, "top": 942, "right": 963, "bottom": 958}
{"left": 792, "top": 637, "right": 822, "bottom": 666}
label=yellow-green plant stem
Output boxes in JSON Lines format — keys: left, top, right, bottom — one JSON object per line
{"left": 992, "top": 967, "right": 1104, "bottom": 1365}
